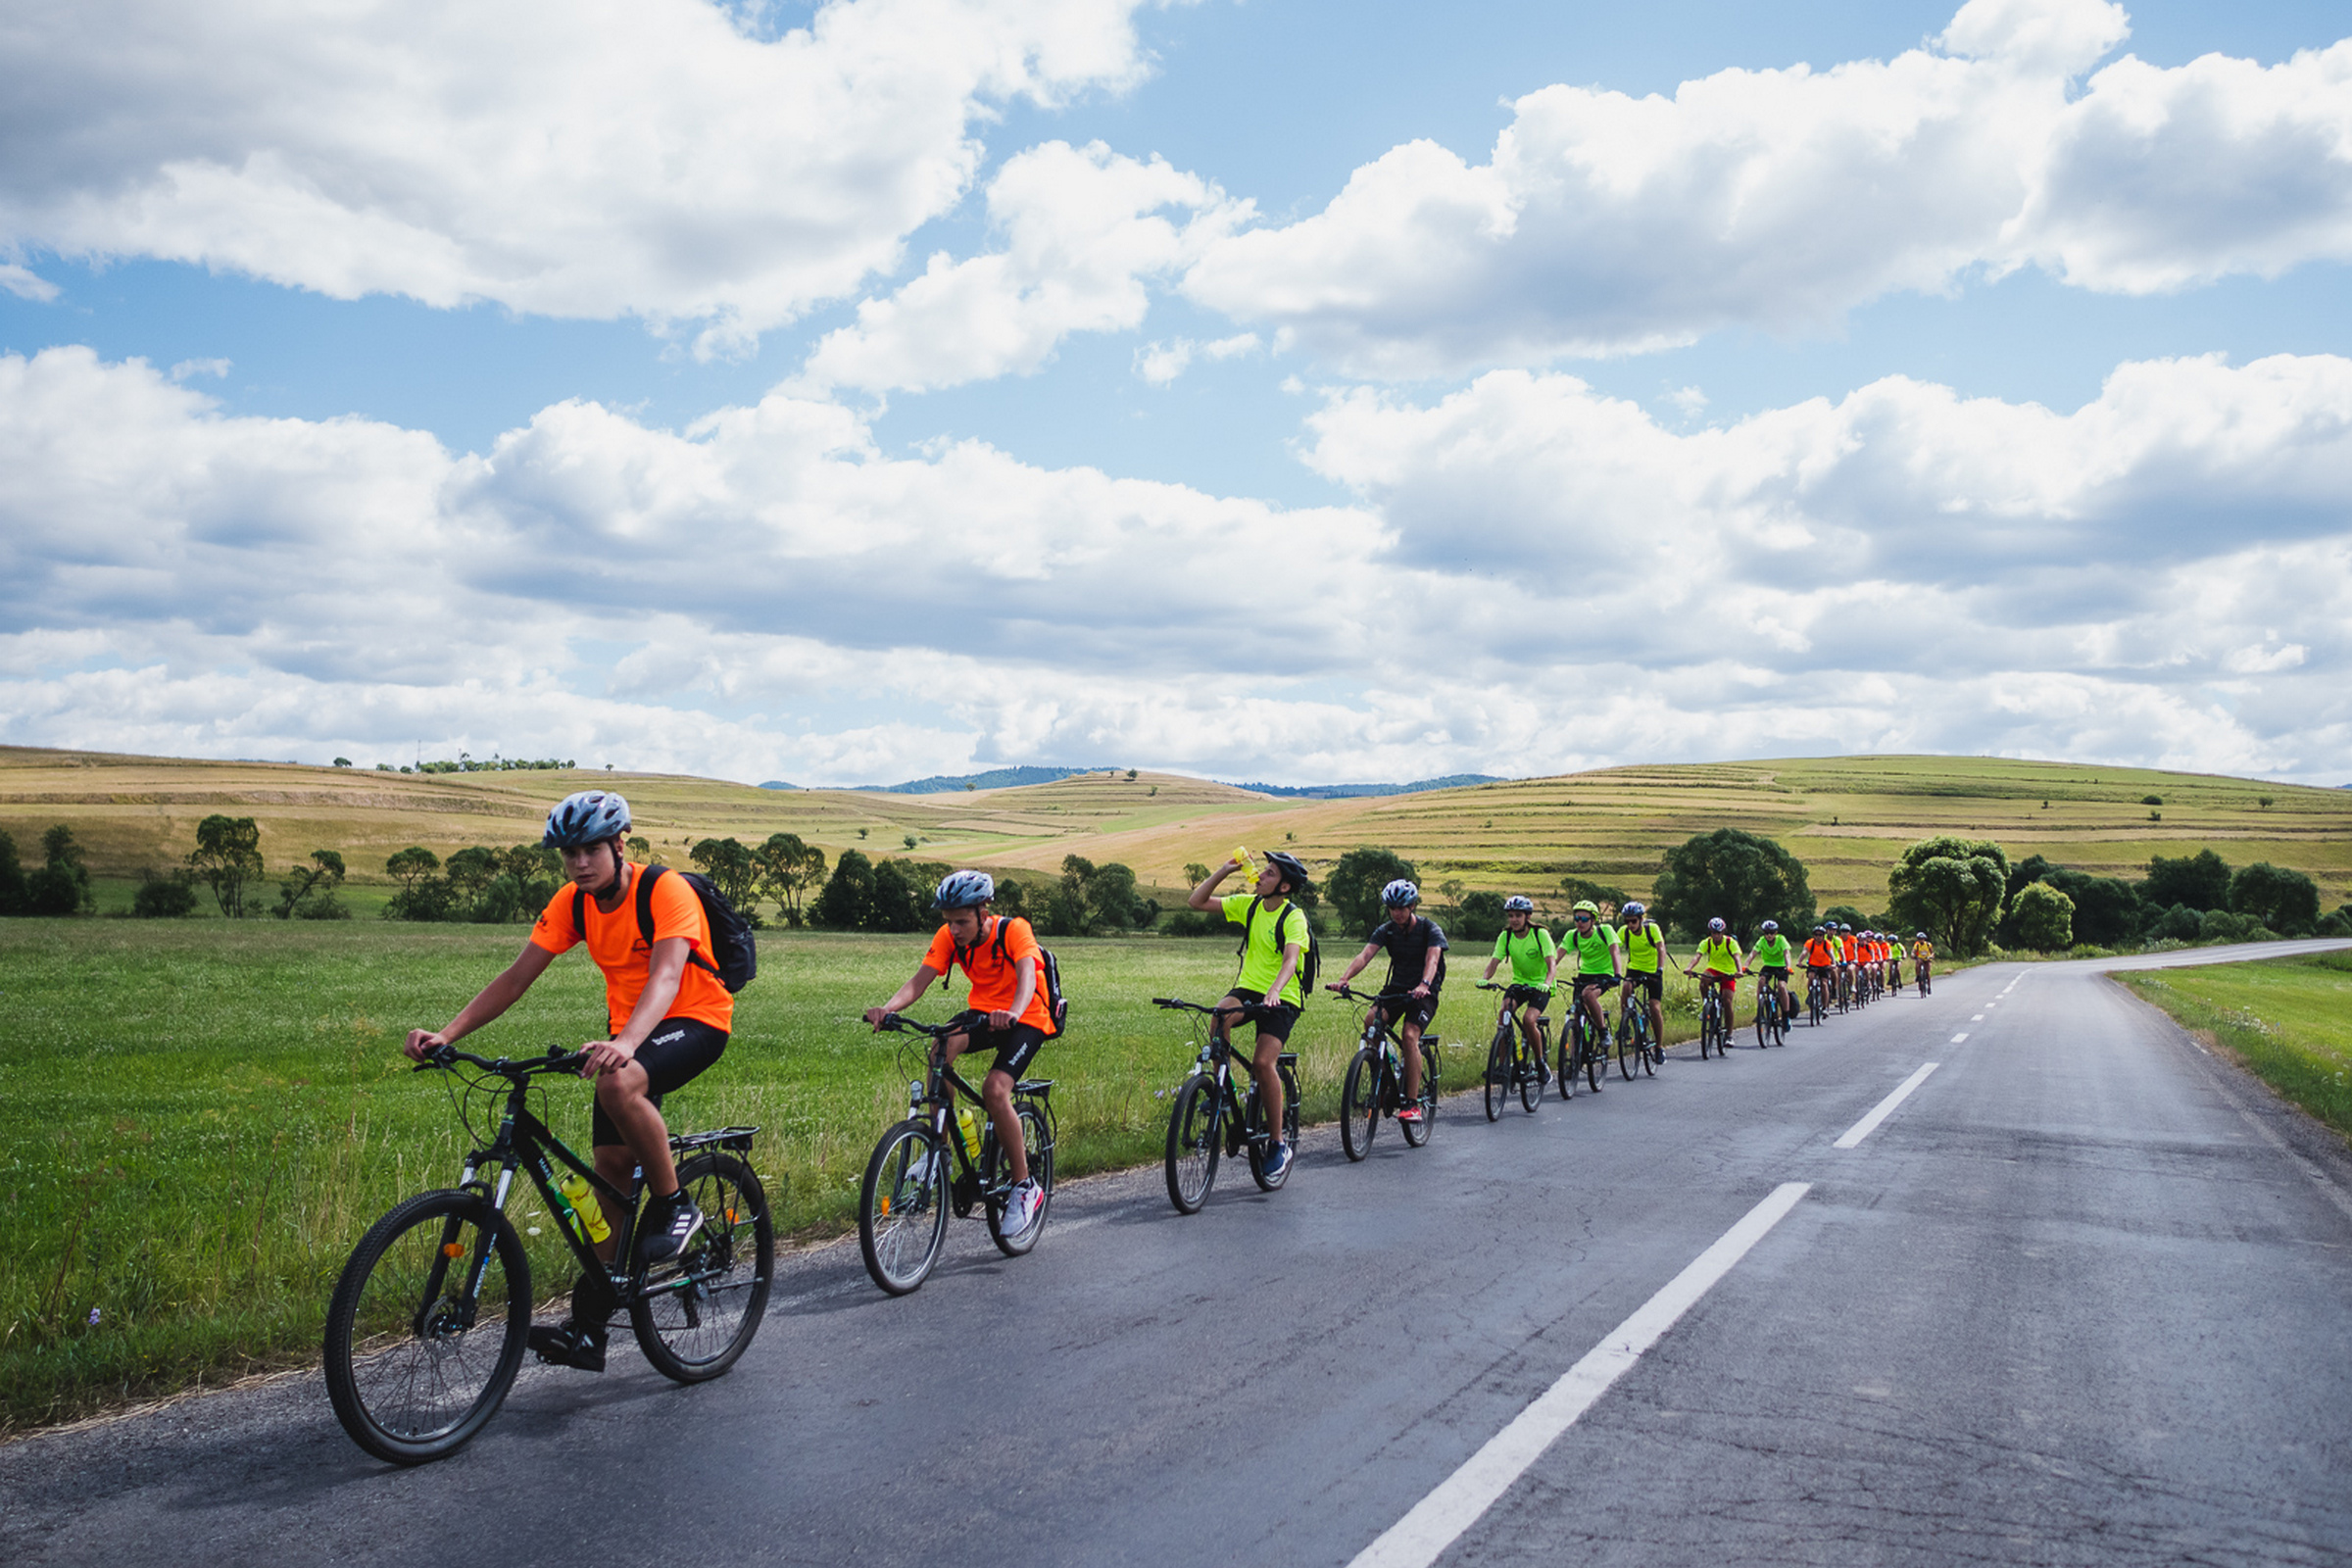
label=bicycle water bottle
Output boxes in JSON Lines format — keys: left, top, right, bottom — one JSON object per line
{"left": 957, "top": 1105, "right": 984, "bottom": 1160}
{"left": 557, "top": 1169, "right": 611, "bottom": 1245}
{"left": 1233, "top": 845, "right": 1254, "bottom": 879}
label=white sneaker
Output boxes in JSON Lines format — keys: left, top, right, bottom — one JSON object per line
{"left": 1004, "top": 1178, "right": 1046, "bottom": 1234}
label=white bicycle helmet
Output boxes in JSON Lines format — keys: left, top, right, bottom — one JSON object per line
{"left": 542, "top": 790, "right": 631, "bottom": 848}
{"left": 1381, "top": 878, "right": 1421, "bottom": 907}
{"left": 1706, "top": 917, "right": 1727, "bottom": 934}
{"left": 1502, "top": 895, "right": 1536, "bottom": 913}
{"left": 932, "top": 869, "right": 996, "bottom": 910}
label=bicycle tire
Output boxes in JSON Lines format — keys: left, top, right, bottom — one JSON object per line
{"left": 1583, "top": 1022, "right": 1603, "bottom": 1092}
{"left": 858, "top": 1120, "right": 948, "bottom": 1296}
{"left": 1520, "top": 1028, "right": 1544, "bottom": 1112}
{"left": 1616, "top": 1018, "right": 1640, "bottom": 1081}
{"left": 1635, "top": 1016, "right": 1656, "bottom": 1076}
{"left": 1555, "top": 1031, "right": 1575, "bottom": 1099}
{"left": 323, "top": 1189, "right": 530, "bottom": 1465}
{"left": 631, "top": 1151, "right": 774, "bottom": 1381}
{"left": 983, "top": 1097, "right": 1055, "bottom": 1257}
{"left": 1248, "top": 1062, "right": 1301, "bottom": 1190}
{"left": 1164, "top": 1075, "right": 1220, "bottom": 1213}
{"left": 1484, "top": 1030, "right": 1510, "bottom": 1122}
{"left": 1343, "top": 1049, "right": 1382, "bottom": 1157}
{"left": 1400, "top": 1044, "right": 1436, "bottom": 1148}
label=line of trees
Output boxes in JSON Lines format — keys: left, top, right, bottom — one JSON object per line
{"left": 0, "top": 826, "right": 95, "bottom": 916}
{"left": 382, "top": 844, "right": 564, "bottom": 922}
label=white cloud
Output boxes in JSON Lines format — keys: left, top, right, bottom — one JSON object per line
{"left": 1133, "top": 331, "right": 1259, "bottom": 385}
{"left": 3, "top": 344, "right": 2349, "bottom": 785}
{"left": 1181, "top": 0, "right": 2352, "bottom": 375}
{"left": 0, "top": 264, "right": 60, "bottom": 302}
{"left": 168, "top": 358, "right": 231, "bottom": 381}
{"left": 0, "top": 0, "right": 1159, "bottom": 354}
{"left": 795, "top": 141, "right": 1248, "bottom": 392}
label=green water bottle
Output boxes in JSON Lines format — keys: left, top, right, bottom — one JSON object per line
{"left": 558, "top": 1169, "right": 611, "bottom": 1245}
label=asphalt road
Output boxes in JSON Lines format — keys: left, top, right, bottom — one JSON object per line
{"left": 6, "top": 942, "right": 2350, "bottom": 1566}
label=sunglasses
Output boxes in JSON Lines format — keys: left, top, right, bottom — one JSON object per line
{"left": 1573, "top": 914, "right": 1593, "bottom": 923}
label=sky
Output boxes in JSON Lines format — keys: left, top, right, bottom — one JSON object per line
{"left": 2, "top": 0, "right": 2350, "bottom": 787}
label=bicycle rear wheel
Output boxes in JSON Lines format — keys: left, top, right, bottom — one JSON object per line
{"left": 1582, "top": 1023, "right": 1603, "bottom": 1091}
{"left": 1635, "top": 1017, "right": 1656, "bottom": 1076}
{"left": 1343, "top": 1049, "right": 1382, "bottom": 1156}
{"left": 1164, "top": 1075, "right": 1221, "bottom": 1213}
{"left": 1401, "top": 1044, "right": 1436, "bottom": 1147}
{"left": 1616, "top": 1016, "right": 1640, "bottom": 1081}
{"left": 858, "top": 1120, "right": 948, "bottom": 1295}
{"left": 1521, "top": 1026, "right": 1546, "bottom": 1110}
{"left": 984, "top": 1096, "right": 1056, "bottom": 1256}
{"left": 632, "top": 1151, "right": 774, "bottom": 1381}
{"left": 1484, "top": 1029, "right": 1510, "bottom": 1122}
{"left": 323, "top": 1189, "right": 530, "bottom": 1465}
{"left": 1249, "top": 1062, "right": 1301, "bottom": 1188}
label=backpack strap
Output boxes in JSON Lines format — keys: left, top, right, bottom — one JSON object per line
{"left": 633, "top": 863, "right": 721, "bottom": 979}
{"left": 573, "top": 886, "right": 587, "bottom": 942}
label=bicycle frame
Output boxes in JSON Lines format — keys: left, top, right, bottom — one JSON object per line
{"left": 1159, "top": 999, "right": 1293, "bottom": 1155}
{"left": 884, "top": 1017, "right": 1054, "bottom": 1217}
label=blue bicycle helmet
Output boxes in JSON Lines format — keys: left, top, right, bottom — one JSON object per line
{"left": 1502, "top": 895, "right": 1535, "bottom": 913}
{"left": 1381, "top": 878, "right": 1420, "bottom": 907}
{"left": 932, "top": 869, "right": 996, "bottom": 910}
{"left": 542, "top": 790, "right": 631, "bottom": 848}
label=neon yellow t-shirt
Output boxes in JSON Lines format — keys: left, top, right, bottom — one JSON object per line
{"left": 1695, "top": 935, "right": 1742, "bottom": 974}
{"left": 1621, "top": 919, "right": 1666, "bottom": 973}
{"left": 1220, "top": 893, "right": 1309, "bottom": 1006}
{"left": 1492, "top": 925, "right": 1556, "bottom": 993}
{"left": 1565, "top": 922, "right": 1621, "bottom": 977}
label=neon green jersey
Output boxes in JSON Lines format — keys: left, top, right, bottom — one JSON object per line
{"left": 1695, "top": 935, "right": 1742, "bottom": 974}
{"left": 1751, "top": 934, "right": 1792, "bottom": 967}
{"left": 1220, "top": 893, "right": 1309, "bottom": 1006}
{"left": 1565, "top": 922, "right": 1620, "bottom": 976}
{"left": 1621, "top": 919, "right": 1665, "bottom": 973}
{"left": 1492, "top": 925, "right": 1556, "bottom": 992}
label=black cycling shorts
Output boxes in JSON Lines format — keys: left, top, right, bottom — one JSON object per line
{"left": 592, "top": 1016, "right": 728, "bottom": 1148}
{"left": 1624, "top": 969, "right": 1663, "bottom": 1002}
{"left": 950, "top": 1010, "right": 1048, "bottom": 1080}
{"left": 1758, "top": 965, "right": 1789, "bottom": 982}
{"left": 1227, "top": 986, "right": 1299, "bottom": 1045}
{"left": 1571, "top": 973, "right": 1619, "bottom": 997}
{"left": 1378, "top": 988, "right": 1441, "bottom": 1033}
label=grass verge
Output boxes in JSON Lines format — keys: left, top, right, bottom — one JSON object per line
{"left": 2117, "top": 950, "right": 2352, "bottom": 1144}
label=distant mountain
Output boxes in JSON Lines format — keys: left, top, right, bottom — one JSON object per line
{"left": 1231, "top": 774, "right": 1508, "bottom": 799}
{"left": 758, "top": 781, "right": 797, "bottom": 790}
{"left": 849, "top": 764, "right": 1103, "bottom": 795}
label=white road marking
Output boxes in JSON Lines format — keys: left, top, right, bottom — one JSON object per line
{"left": 1951, "top": 1033, "right": 1969, "bottom": 1043}
{"left": 1348, "top": 1182, "right": 1812, "bottom": 1568}
{"left": 1835, "top": 1063, "right": 1941, "bottom": 1150}
{"left": 1972, "top": 1013, "right": 1984, "bottom": 1021}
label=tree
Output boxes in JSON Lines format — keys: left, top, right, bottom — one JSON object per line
{"left": 867, "top": 858, "right": 927, "bottom": 932}
{"left": 2229, "top": 862, "right": 2321, "bottom": 935}
{"left": 989, "top": 875, "right": 1030, "bottom": 921}
{"left": 1821, "top": 905, "right": 1872, "bottom": 930}
{"left": 1328, "top": 848, "right": 1418, "bottom": 938}
{"left": 1183, "top": 862, "right": 1211, "bottom": 887}
{"left": 1556, "top": 876, "right": 1628, "bottom": 915}
{"left": 131, "top": 869, "right": 199, "bottom": 918}
{"left": 0, "top": 829, "right": 25, "bottom": 915}
{"left": 2036, "top": 870, "right": 2141, "bottom": 948}
{"left": 273, "top": 849, "right": 348, "bottom": 919}
{"left": 626, "top": 835, "right": 652, "bottom": 863}
{"left": 810, "top": 850, "right": 877, "bottom": 930}
{"left": 1045, "top": 855, "right": 1144, "bottom": 935}
{"left": 188, "top": 814, "right": 264, "bottom": 917}
{"left": 24, "top": 824, "right": 95, "bottom": 915}
{"left": 2144, "top": 849, "right": 2230, "bottom": 912}
{"left": 1452, "top": 891, "right": 1506, "bottom": 942}
{"left": 689, "top": 837, "right": 761, "bottom": 922}
{"left": 754, "top": 833, "right": 827, "bottom": 926}
{"left": 1886, "top": 836, "right": 2010, "bottom": 956}
{"left": 1651, "top": 828, "right": 1816, "bottom": 941}
{"left": 2007, "top": 882, "right": 2075, "bottom": 951}
{"left": 384, "top": 845, "right": 458, "bottom": 922}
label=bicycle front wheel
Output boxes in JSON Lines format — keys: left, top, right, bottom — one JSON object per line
{"left": 323, "top": 1189, "right": 530, "bottom": 1465}
{"left": 1484, "top": 1029, "right": 1510, "bottom": 1122}
{"left": 632, "top": 1151, "right": 775, "bottom": 1381}
{"left": 1343, "top": 1049, "right": 1381, "bottom": 1157}
{"left": 859, "top": 1120, "right": 948, "bottom": 1296}
{"left": 1520, "top": 1030, "right": 1544, "bottom": 1111}
{"left": 1617, "top": 1020, "right": 1640, "bottom": 1081}
{"left": 985, "top": 1096, "right": 1056, "bottom": 1257}
{"left": 1164, "top": 1075, "right": 1221, "bottom": 1213}
{"left": 1401, "top": 1045, "right": 1436, "bottom": 1148}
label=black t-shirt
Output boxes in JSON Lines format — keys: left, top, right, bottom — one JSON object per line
{"left": 1368, "top": 914, "right": 1448, "bottom": 995}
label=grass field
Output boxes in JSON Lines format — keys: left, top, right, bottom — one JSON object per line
{"left": 2118, "top": 951, "right": 2352, "bottom": 1144}
{"left": 7, "top": 746, "right": 2349, "bottom": 919}
{"left": 0, "top": 916, "right": 1748, "bottom": 1430}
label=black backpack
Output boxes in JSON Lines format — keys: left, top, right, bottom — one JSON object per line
{"left": 1238, "top": 897, "right": 1318, "bottom": 1006}
{"left": 574, "top": 864, "right": 758, "bottom": 994}
{"left": 942, "top": 915, "right": 1066, "bottom": 1037}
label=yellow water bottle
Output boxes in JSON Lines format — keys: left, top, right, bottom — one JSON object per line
{"left": 956, "top": 1105, "right": 983, "bottom": 1160}
{"left": 558, "top": 1169, "right": 611, "bottom": 1245}
{"left": 1233, "top": 845, "right": 1255, "bottom": 880}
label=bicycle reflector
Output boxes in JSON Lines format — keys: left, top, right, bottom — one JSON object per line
{"left": 442, "top": 1242, "right": 464, "bottom": 1257}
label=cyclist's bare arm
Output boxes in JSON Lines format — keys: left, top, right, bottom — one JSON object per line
{"left": 584, "top": 937, "right": 691, "bottom": 1074}
{"left": 1267, "top": 942, "right": 1302, "bottom": 1006}
{"left": 404, "top": 939, "right": 558, "bottom": 1059}
{"left": 866, "top": 962, "right": 946, "bottom": 1029}
{"left": 995, "top": 956, "right": 1037, "bottom": 1032}
{"left": 1187, "top": 858, "right": 1248, "bottom": 911}
{"left": 1332, "top": 941, "right": 1383, "bottom": 990}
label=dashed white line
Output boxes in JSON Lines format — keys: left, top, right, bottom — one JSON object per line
{"left": 1348, "top": 1182, "right": 1812, "bottom": 1568}
{"left": 1835, "top": 1062, "right": 1941, "bottom": 1149}
{"left": 1951, "top": 1033, "right": 1969, "bottom": 1043}
{"left": 1972, "top": 1013, "right": 1984, "bottom": 1021}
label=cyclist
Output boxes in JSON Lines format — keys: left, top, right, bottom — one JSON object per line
{"left": 1837, "top": 922, "right": 1859, "bottom": 1005}
{"left": 1188, "top": 850, "right": 1316, "bottom": 1179}
{"left": 1330, "top": 879, "right": 1447, "bottom": 1123}
{"left": 1561, "top": 900, "right": 1624, "bottom": 1060}
{"left": 403, "top": 790, "right": 729, "bottom": 1373}
{"left": 1746, "top": 919, "right": 1793, "bottom": 1029}
{"left": 1683, "top": 917, "right": 1743, "bottom": 1038}
{"left": 1911, "top": 930, "right": 1936, "bottom": 992}
{"left": 1617, "top": 899, "right": 1670, "bottom": 1055}
{"left": 864, "top": 870, "right": 1050, "bottom": 1236}
{"left": 1481, "top": 895, "right": 1556, "bottom": 1077}
{"left": 1803, "top": 925, "right": 1838, "bottom": 1015}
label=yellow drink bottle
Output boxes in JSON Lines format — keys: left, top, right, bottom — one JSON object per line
{"left": 558, "top": 1169, "right": 612, "bottom": 1245}
{"left": 1233, "top": 846, "right": 1254, "bottom": 879}
{"left": 957, "top": 1105, "right": 984, "bottom": 1160}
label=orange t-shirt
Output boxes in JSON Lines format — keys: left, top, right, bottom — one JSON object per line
{"left": 530, "top": 865, "right": 734, "bottom": 1035}
{"left": 925, "top": 915, "right": 1053, "bottom": 1032}
{"left": 1804, "top": 937, "right": 1835, "bottom": 965}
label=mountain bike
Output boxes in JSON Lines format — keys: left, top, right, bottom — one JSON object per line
{"left": 1156, "top": 998, "right": 1300, "bottom": 1213}
{"left": 1614, "top": 983, "right": 1657, "bottom": 1079}
{"left": 325, "top": 1045, "right": 773, "bottom": 1465}
{"left": 1556, "top": 977, "right": 1614, "bottom": 1095}
{"left": 1690, "top": 973, "right": 1733, "bottom": 1058}
{"left": 1478, "top": 982, "right": 1548, "bottom": 1119}
{"left": 1751, "top": 974, "right": 1790, "bottom": 1048}
{"left": 1835, "top": 965, "right": 1853, "bottom": 1014}
{"left": 1806, "top": 969, "right": 1830, "bottom": 1027}
{"left": 857, "top": 1013, "right": 1057, "bottom": 1295}
{"left": 1916, "top": 957, "right": 1934, "bottom": 997}
{"left": 1332, "top": 985, "right": 1442, "bottom": 1156}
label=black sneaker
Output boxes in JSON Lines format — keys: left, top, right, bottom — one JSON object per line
{"left": 528, "top": 1320, "right": 606, "bottom": 1373}
{"left": 636, "top": 1189, "right": 705, "bottom": 1266}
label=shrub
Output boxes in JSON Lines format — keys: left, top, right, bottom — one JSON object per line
{"left": 131, "top": 873, "right": 199, "bottom": 918}
{"left": 2008, "top": 882, "right": 2075, "bottom": 952}
{"left": 1327, "top": 849, "right": 1418, "bottom": 938}
{"left": 2228, "top": 862, "right": 2321, "bottom": 936}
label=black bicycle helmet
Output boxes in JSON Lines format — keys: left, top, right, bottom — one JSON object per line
{"left": 1261, "top": 850, "right": 1310, "bottom": 893}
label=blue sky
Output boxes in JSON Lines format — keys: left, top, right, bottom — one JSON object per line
{"left": 3, "top": 0, "right": 2350, "bottom": 785}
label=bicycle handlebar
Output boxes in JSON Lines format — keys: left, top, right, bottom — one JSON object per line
{"left": 1325, "top": 984, "right": 1421, "bottom": 1004}
{"left": 1152, "top": 997, "right": 1259, "bottom": 1017}
{"left": 414, "top": 1044, "right": 590, "bottom": 1078}
{"left": 872, "top": 1011, "right": 961, "bottom": 1040}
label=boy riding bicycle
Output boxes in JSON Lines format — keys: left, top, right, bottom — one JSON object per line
{"left": 1188, "top": 850, "right": 1316, "bottom": 1180}
{"left": 1561, "top": 900, "right": 1624, "bottom": 1055}
{"left": 1616, "top": 899, "right": 1670, "bottom": 1054}
{"left": 1746, "top": 920, "right": 1793, "bottom": 1025}
{"left": 1329, "top": 879, "right": 1447, "bottom": 1124}
{"left": 1684, "top": 918, "right": 1742, "bottom": 1032}
{"left": 403, "top": 790, "right": 728, "bottom": 1372}
{"left": 865, "top": 871, "right": 1050, "bottom": 1237}
{"left": 1481, "top": 896, "right": 1556, "bottom": 1074}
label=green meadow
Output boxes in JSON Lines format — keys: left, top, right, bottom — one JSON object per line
{"left": 0, "top": 916, "right": 1738, "bottom": 1430}
{"left": 2118, "top": 951, "right": 2352, "bottom": 1143}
